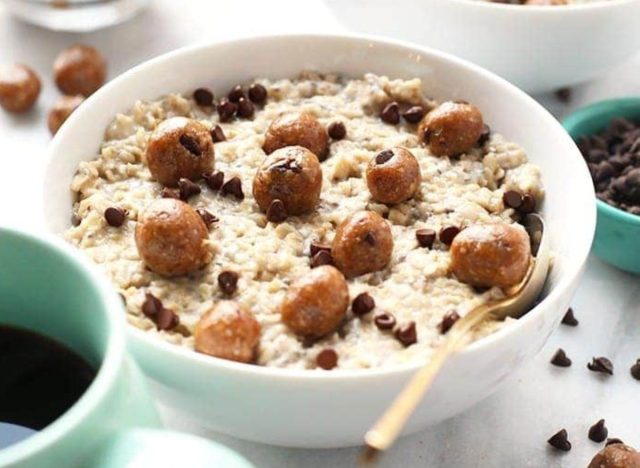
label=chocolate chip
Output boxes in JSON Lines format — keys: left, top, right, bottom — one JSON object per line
{"left": 248, "top": 83, "right": 267, "bottom": 104}
{"left": 554, "top": 87, "right": 572, "bottom": 103}
{"left": 588, "top": 356, "right": 614, "bottom": 375}
{"left": 364, "top": 231, "right": 377, "bottom": 246}
{"left": 561, "top": 308, "right": 579, "bottom": 326}
{"left": 71, "top": 213, "right": 81, "bottom": 226}
{"left": 227, "top": 84, "right": 245, "bottom": 103}
{"left": 395, "top": 322, "right": 417, "bottom": 347}
{"left": 310, "top": 242, "right": 331, "bottom": 257}
{"left": 104, "top": 207, "right": 127, "bottom": 227}
{"left": 203, "top": 171, "right": 224, "bottom": 191}
{"left": 588, "top": 419, "right": 608, "bottom": 443}
{"left": 550, "top": 348, "right": 572, "bottom": 367}
{"left": 221, "top": 177, "right": 244, "bottom": 200}
{"left": 374, "top": 313, "right": 396, "bottom": 330}
{"left": 142, "top": 293, "right": 179, "bottom": 331}
{"left": 210, "top": 125, "right": 226, "bottom": 143}
{"left": 162, "top": 187, "right": 180, "bottom": 199}
{"left": 352, "top": 293, "right": 375, "bottom": 316}
{"left": 179, "top": 134, "right": 202, "bottom": 156}
{"left": 439, "top": 226, "right": 460, "bottom": 246}
{"left": 375, "top": 149, "right": 394, "bottom": 165}
{"left": 595, "top": 162, "right": 615, "bottom": 183}
{"left": 142, "top": 292, "right": 163, "bottom": 318}
{"left": 266, "top": 199, "right": 287, "bottom": 223}
{"left": 217, "top": 98, "right": 237, "bottom": 122}
{"left": 156, "top": 307, "right": 179, "bottom": 331}
{"left": 196, "top": 208, "right": 218, "bottom": 227}
{"left": 327, "top": 121, "right": 346, "bottom": 140}
{"left": 439, "top": 310, "right": 460, "bottom": 334}
{"left": 178, "top": 178, "right": 201, "bottom": 200}
{"left": 217, "top": 270, "right": 239, "bottom": 296}
{"left": 236, "top": 97, "right": 255, "bottom": 119}
{"left": 402, "top": 106, "right": 425, "bottom": 124}
{"left": 606, "top": 438, "right": 624, "bottom": 446}
{"left": 311, "top": 250, "right": 333, "bottom": 268}
{"left": 193, "top": 88, "right": 214, "bottom": 106}
{"left": 503, "top": 190, "right": 523, "bottom": 209}
{"left": 630, "top": 359, "right": 640, "bottom": 381}
{"left": 380, "top": 101, "right": 400, "bottom": 125}
{"left": 547, "top": 429, "right": 571, "bottom": 451}
{"left": 316, "top": 348, "right": 338, "bottom": 370}
{"left": 477, "top": 124, "right": 491, "bottom": 146}
{"left": 519, "top": 194, "right": 536, "bottom": 214}
{"left": 410, "top": 228, "right": 435, "bottom": 249}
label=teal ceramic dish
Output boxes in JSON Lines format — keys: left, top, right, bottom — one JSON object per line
{"left": 563, "top": 97, "right": 640, "bottom": 274}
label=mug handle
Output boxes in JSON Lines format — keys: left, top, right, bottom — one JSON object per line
{"left": 90, "top": 428, "right": 254, "bottom": 468}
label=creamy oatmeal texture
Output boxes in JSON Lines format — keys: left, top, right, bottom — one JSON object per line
{"left": 66, "top": 72, "right": 543, "bottom": 370}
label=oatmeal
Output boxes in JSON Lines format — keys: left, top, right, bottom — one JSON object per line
{"left": 65, "top": 72, "right": 543, "bottom": 370}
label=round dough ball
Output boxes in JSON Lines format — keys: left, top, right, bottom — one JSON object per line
{"left": 0, "top": 64, "right": 41, "bottom": 113}
{"left": 366, "top": 147, "right": 421, "bottom": 204}
{"left": 263, "top": 112, "right": 329, "bottom": 161}
{"left": 48, "top": 95, "right": 84, "bottom": 135}
{"left": 419, "top": 101, "right": 484, "bottom": 156}
{"left": 53, "top": 44, "right": 106, "bottom": 97}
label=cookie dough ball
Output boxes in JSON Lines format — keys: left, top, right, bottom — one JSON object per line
{"left": 419, "top": 101, "right": 484, "bottom": 156}
{"left": 48, "top": 95, "right": 84, "bottom": 135}
{"left": 332, "top": 211, "right": 393, "bottom": 278}
{"left": 450, "top": 223, "right": 531, "bottom": 289}
{"left": 366, "top": 147, "right": 421, "bottom": 204}
{"left": 281, "top": 265, "right": 349, "bottom": 337}
{"left": 0, "top": 64, "right": 41, "bottom": 113}
{"left": 53, "top": 44, "right": 106, "bottom": 97}
{"left": 195, "top": 301, "right": 261, "bottom": 363}
{"left": 263, "top": 112, "right": 329, "bottom": 161}
{"left": 145, "top": 117, "right": 214, "bottom": 187}
{"left": 588, "top": 444, "right": 640, "bottom": 468}
{"left": 253, "top": 146, "right": 323, "bottom": 216}
{"left": 135, "top": 199, "right": 212, "bottom": 277}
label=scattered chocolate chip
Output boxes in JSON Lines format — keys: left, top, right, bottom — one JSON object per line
{"left": 477, "top": 124, "right": 491, "bottom": 146}
{"left": 217, "top": 270, "right": 239, "bottom": 296}
{"left": 156, "top": 307, "right": 179, "bottom": 331}
{"left": 395, "top": 322, "right": 417, "bottom": 347}
{"left": 630, "top": 359, "right": 640, "bottom": 381}
{"left": 547, "top": 429, "right": 571, "bottom": 452}
{"left": 588, "top": 419, "right": 608, "bottom": 443}
{"left": 380, "top": 101, "right": 400, "bottom": 125}
{"left": 142, "top": 292, "right": 178, "bottom": 330}
{"left": 327, "top": 121, "right": 346, "bottom": 140}
{"left": 561, "top": 308, "right": 579, "bottom": 326}
{"left": 203, "top": 171, "right": 224, "bottom": 191}
{"left": 179, "top": 133, "right": 201, "bottom": 156}
{"left": 227, "top": 84, "right": 245, "bottom": 103}
{"left": 503, "top": 190, "right": 523, "bottom": 209}
{"left": 248, "top": 83, "right": 267, "bottom": 104}
{"left": 311, "top": 250, "right": 333, "bottom": 268}
{"left": 364, "top": 231, "right": 376, "bottom": 246}
{"left": 402, "top": 106, "right": 425, "bottom": 124}
{"left": 142, "top": 292, "right": 163, "bottom": 318}
{"left": 196, "top": 208, "right": 218, "bottom": 227}
{"left": 550, "top": 348, "right": 572, "bottom": 367}
{"left": 221, "top": 176, "right": 244, "bottom": 200}
{"left": 439, "top": 310, "right": 460, "bottom": 334}
{"left": 519, "top": 194, "right": 536, "bottom": 214}
{"left": 104, "top": 207, "right": 127, "bottom": 227}
{"left": 606, "top": 438, "right": 624, "bottom": 446}
{"left": 316, "top": 348, "right": 338, "bottom": 370}
{"left": 266, "top": 199, "right": 287, "bottom": 223}
{"left": 554, "top": 87, "right": 572, "bottom": 104}
{"left": 439, "top": 226, "right": 461, "bottom": 246}
{"left": 236, "top": 97, "right": 255, "bottom": 119}
{"left": 193, "top": 87, "right": 214, "bottom": 106}
{"left": 374, "top": 313, "right": 396, "bottom": 331}
{"left": 416, "top": 228, "right": 436, "bottom": 248}
{"left": 375, "top": 149, "right": 394, "bottom": 165}
{"left": 71, "top": 213, "right": 81, "bottom": 226}
{"left": 178, "top": 178, "right": 201, "bottom": 200}
{"left": 352, "top": 292, "right": 375, "bottom": 316}
{"left": 162, "top": 187, "right": 180, "bottom": 199}
{"left": 217, "top": 98, "right": 237, "bottom": 122}
{"left": 310, "top": 242, "right": 331, "bottom": 257}
{"left": 588, "top": 356, "right": 614, "bottom": 375}
{"left": 210, "top": 124, "right": 226, "bottom": 143}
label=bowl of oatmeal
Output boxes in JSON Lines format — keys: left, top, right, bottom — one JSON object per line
{"left": 42, "top": 34, "right": 595, "bottom": 447}
{"left": 325, "top": 0, "right": 640, "bottom": 93}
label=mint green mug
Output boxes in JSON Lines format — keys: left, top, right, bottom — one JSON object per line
{"left": 0, "top": 227, "right": 253, "bottom": 468}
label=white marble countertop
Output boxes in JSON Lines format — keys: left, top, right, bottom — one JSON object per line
{"left": 1, "top": 1, "right": 639, "bottom": 466}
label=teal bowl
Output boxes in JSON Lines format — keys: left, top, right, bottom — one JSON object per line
{"left": 563, "top": 97, "right": 640, "bottom": 274}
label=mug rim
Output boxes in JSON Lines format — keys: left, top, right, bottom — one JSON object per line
{"left": 0, "top": 227, "right": 126, "bottom": 465}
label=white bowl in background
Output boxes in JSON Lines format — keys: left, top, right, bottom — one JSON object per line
{"left": 41, "top": 34, "right": 595, "bottom": 448}
{"left": 324, "top": 0, "right": 640, "bottom": 94}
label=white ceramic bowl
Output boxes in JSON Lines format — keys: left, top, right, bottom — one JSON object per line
{"left": 42, "top": 34, "right": 595, "bottom": 448}
{"left": 325, "top": 0, "right": 640, "bottom": 94}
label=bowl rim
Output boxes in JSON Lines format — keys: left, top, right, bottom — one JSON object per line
{"left": 562, "top": 96, "right": 640, "bottom": 227}
{"left": 45, "top": 32, "right": 596, "bottom": 380}
{"left": 449, "top": 0, "right": 638, "bottom": 12}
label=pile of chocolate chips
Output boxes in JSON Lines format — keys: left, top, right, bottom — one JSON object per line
{"left": 577, "top": 117, "right": 640, "bottom": 216}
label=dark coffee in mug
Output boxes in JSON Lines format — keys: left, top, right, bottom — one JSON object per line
{"left": 0, "top": 325, "right": 96, "bottom": 449}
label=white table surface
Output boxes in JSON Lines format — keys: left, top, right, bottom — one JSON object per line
{"left": 1, "top": 1, "right": 639, "bottom": 467}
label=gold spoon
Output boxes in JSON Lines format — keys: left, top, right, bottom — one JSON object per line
{"left": 362, "top": 214, "right": 550, "bottom": 463}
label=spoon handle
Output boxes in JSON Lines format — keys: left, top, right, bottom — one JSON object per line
{"left": 363, "top": 303, "right": 493, "bottom": 458}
